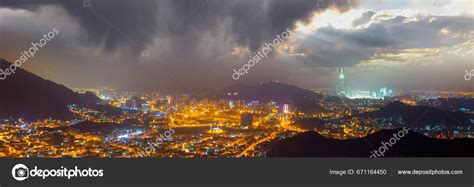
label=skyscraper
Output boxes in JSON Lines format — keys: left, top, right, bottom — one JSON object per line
{"left": 336, "top": 68, "right": 346, "bottom": 96}
{"left": 282, "top": 104, "right": 290, "bottom": 114}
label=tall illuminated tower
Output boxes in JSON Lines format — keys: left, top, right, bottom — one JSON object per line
{"left": 336, "top": 68, "right": 346, "bottom": 96}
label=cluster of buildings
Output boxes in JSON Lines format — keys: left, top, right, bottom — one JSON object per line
{"left": 1, "top": 81, "right": 472, "bottom": 158}
{"left": 336, "top": 68, "right": 394, "bottom": 99}
{"left": 0, "top": 88, "right": 305, "bottom": 158}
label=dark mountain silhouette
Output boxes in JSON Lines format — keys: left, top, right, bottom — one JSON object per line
{"left": 266, "top": 129, "right": 474, "bottom": 157}
{"left": 0, "top": 59, "right": 107, "bottom": 121}
{"left": 208, "top": 81, "right": 329, "bottom": 113}
{"left": 359, "top": 101, "right": 473, "bottom": 127}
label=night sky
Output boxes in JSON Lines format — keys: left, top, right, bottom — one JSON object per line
{"left": 0, "top": 0, "right": 473, "bottom": 92}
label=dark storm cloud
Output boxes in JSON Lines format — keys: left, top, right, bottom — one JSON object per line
{"left": 221, "top": 0, "right": 357, "bottom": 51}
{"left": 346, "top": 15, "right": 474, "bottom": 49}
{"left": 0, "top": 0, "right": 159, "bottom": 56}
{"left": 0, "top": 0, "right": 357, "bottom": 56}
{"left": 352, "top": 10, "right": 374, "bottom": 27}
{"left": 295, "top": 27, "right": 374, "bottom": 67}
{"left": 293, "top": 12, "right": 474, "bottom": 67}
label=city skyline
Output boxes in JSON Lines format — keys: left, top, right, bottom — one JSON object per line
{"left": 1, "top": 54, "right": 473, "bottom": 158}
{"left": 0, "top": 0, "right": 473, "bottom": 159}
{"left": 1, "top": 2, "right": 474, "bottom": 187}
